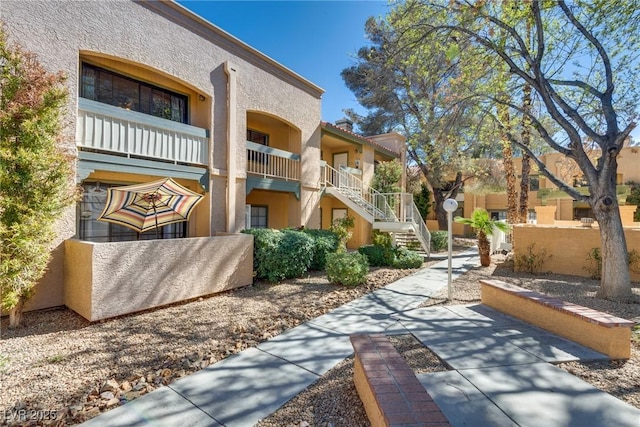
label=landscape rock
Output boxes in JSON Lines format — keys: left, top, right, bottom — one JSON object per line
{"left": 99, "top": 391, "right": 114, "bottom": 400}
{"left": 100, "top": 379, "right": 119, "bottom": 393}
{"left": 1, "top": 246, "right": 638, "bottom": 427}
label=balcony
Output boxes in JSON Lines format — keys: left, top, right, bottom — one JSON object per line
{"left": 77, "top": 98, "right": 209, "bottom": 166}
{"left": 246, "top": 141, "right": 300, "bottom": 181}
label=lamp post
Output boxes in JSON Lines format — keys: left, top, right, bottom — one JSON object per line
{"left": 443, "top": 198, "right": 459, "bottom": 300}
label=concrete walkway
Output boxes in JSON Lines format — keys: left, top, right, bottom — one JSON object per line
{"left": 82, "top": 249, "right": 640, "bottom": 427}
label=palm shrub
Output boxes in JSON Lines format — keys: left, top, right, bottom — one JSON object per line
{"left": 455, "top": 209, "right": 509, "bottom": 267}
{"left": 325, "top": 251, "right": 369, "bottom": 287}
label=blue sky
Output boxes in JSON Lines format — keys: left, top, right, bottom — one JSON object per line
{"left": 176, "top": 1, "right": 638, "bottom": 141}
{"left": 176, "top": 0, "right": 390, "bottom": 125}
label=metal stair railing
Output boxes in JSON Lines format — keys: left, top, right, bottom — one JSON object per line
{"left": 323, "top": 164, "right": 397, "bottom": 222}
{"left": 321, "top": 164, "right": 429, "bottom": 255}
{"left": 408, "top": 196, "right": 431, "bottom": 258}
{"left": 377, "top": 193, "right": 431, "bottom": 257}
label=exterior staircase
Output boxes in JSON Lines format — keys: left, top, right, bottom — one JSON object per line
{"left": 323, "top": 164, "right": 431, "bottom": 258}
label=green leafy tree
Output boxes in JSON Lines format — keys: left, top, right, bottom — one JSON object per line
{"left": 401, "top": 0, "right": 639, "bottom": 302}
{"left": 371, "top": 159, "right": 402, "bottom": 194}
{"left": 0, "top": 27, "right": 75, "bottom": 326}
{"left": 413, "top": 183, "right": 432, "bottom": 220}
{"left": 455, "top": 209, "right": 509, "bottom": 267}
{"left": 342, "top": 8, "right": 503, "bottom": 231}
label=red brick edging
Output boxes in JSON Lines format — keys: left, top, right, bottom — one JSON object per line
{"left": 350, "top": 334, "right": 450, "bottom": 427}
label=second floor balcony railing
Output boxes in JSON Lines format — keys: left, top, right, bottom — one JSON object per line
{"left": 77, "top": 97, "right": 209, "bottom": 166}
{"left": 246, "top": 141, "right": 300, "bottom": 181}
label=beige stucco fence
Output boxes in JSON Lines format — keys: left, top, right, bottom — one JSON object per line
{"left": 513, "top": 224, "right": 640, "bottom": 281}
{"left": 64, "top": 234, "right": 253, "bottom": 321}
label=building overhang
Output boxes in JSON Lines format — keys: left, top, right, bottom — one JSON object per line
{"left": 246, "top": 176, "right": 301, "bottom": 199}
{"left": 77, "top": 151, "right": 209, "bottom": 190}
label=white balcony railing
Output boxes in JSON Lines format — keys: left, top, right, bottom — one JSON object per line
{"left": 246, "top": 141, "right": 300, "bottom": 181}
{"left": 77, "top": 98, "right": 209, "bottom": 165}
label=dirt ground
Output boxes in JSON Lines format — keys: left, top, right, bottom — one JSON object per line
{"left": 2, "top": 247, "right": 638, "bottom": 426}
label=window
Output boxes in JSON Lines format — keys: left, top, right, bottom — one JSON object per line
{"left": 490, "top": 211, "right": 507, "bottom": 221}
{"left": 574, "top": 207, "right": 594, "bottom": 220}
{"left": 247, "top": 129, "right": 269, "bottom": 164}
{"left": 529, "top": 176, "right": 540, "bottom": 191}
{"left": 77, "top": 183, "right": 186, "bottom": 242}
{"left": 251, "top": 206, "right": 268, "bottom": 229}
{"left": 247, "top": 129, "right": 269, "bottom": 145}
{"left": 81, "top": 63, "right": 188, "bottom": 124}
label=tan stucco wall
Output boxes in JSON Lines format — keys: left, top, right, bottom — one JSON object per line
{"left": 513, "top": 224, "right": 640, "bottom": 281}
{"left": 64, "top": 240, "right": 95, "bottom": 320}
{"left": 301, "top": 185, "right": 322, "bottom": 229}
{"left": 319, "top": 197, "right": 371, "bottom": 248}
{"left": 3, "top": 0, "right": 322, "bottom": 313}
{"left": 361, "top": 146, "right": 375, "bottom": 188}
{"left": 64, "top": 235, "right": 253, "bottom": 321}
{"left": 426, "top": 220, "right": 467, "bottom": 235}
{"left": 481, "top": 281, "right": 631, "bottom": 359}
{"left": 246, "top": 190, "right": 291, "bottom": 229}
{"left": 534, "top": 206, "right": 556, "bottom": 224}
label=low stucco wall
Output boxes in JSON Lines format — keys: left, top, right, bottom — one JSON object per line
{"left": 64, "top": 234, "right": 253, "bottom": 321}
{"left": 513, "top": 224, "right": 640, "bottom": 281}
{"left": 426, "top": 220, "right": 466, "bottom": 235}
{"left": 480, "top": 280, "right": 632, "bottom": 359}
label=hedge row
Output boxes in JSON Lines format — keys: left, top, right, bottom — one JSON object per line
{"left": 358, "top": 245, "right": 424, "bottom": 269}
{"left": 243, "top": 228, "right": 424, "bottom": 286}
{"left": 242, "top": 228, "right": 339, "bottom": 282}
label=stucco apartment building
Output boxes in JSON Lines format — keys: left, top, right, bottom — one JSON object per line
{"left": 4, "top": 0, "right": 424, "bottom": 320}
{"left": 428, "top": 143, "right": 640, "bottom": 234}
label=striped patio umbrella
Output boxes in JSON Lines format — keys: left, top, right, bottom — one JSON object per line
{"left": 97, "top": 177, "right": 203, "bottom": 238}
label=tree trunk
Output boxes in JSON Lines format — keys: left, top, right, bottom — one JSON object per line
{"left": 433, "top": 172, "right": 463, "bottom": 230}
{"left": 518, "top": 83, "right": 532, "bottom": 224}
{"left": 477, "top": 231, "right": 491, "bottom": 267}
{"left": 9, "top": 297, "right": 26, "bottom": 327}
{"left": 593, "top": 195, "right": 634, "bottom": 302}
{"left": 433, "top": 188, "right": 448, "bottom": 230}
{"left": 498, "top": 105, "right": 519, "bottom": 224}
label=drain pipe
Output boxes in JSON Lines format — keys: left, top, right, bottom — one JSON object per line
{"left": 224, "top": 61, "right": 237, "bottom": 233}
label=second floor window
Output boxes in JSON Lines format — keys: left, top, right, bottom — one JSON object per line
{"left": 81, "top": 63, "right": 188, "bottom": 124}
{"left": 247, "top": 129, "right": 269, "bottom": 145}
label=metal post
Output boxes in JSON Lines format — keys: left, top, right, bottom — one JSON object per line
{"left": 443, "top": 199, "right": 459, "bottom": 300}
{"left": 447, "top": 209, "right": 453, "bottom": 300}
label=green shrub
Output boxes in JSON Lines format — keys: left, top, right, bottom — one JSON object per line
{"left": 372, "top": 230, "right": 393, "bottom": 248}
{"left": 330, "top": 215, "right": 355, "bottom": 251}
{"left": 242, "top": 229, "right": 314, "bottom": 282}
{"left": 325, "top": 252, "right": 369, "bottom": 287}
{"left": 584, "top": 247, "right": 640, "bottom": 279}
{"left": 515, "top": 243, "right": 552, "bottom": 274}
{"left": 302, "top": 229, "right": 340, "bottom": 270}
{"left": 392, "top": 247, "right": 424, "bottom": 269}
{"left": 430, "top": 231, "right": 448, "bottom": 252}
{"left": 358, "top": 245, "right": 395, "bottom": 267}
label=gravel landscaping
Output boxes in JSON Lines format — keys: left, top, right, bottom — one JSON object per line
{"left": 2, "top": 242, "right": 639, "bottom": 426}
